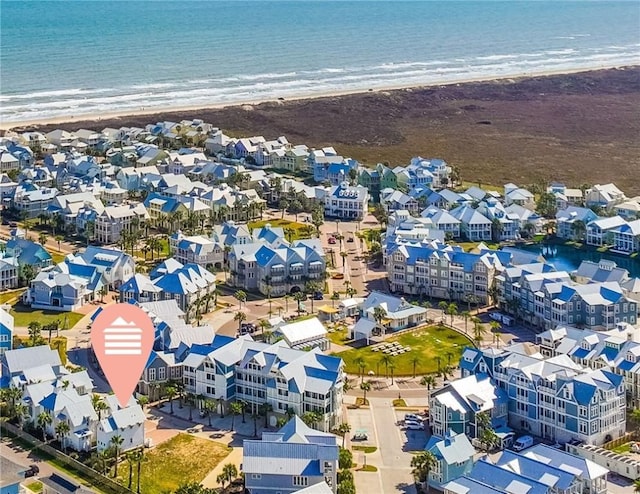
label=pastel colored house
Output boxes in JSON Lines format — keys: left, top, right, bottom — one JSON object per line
{"left": 424, "top": 431, "right": 475, "bottom": 490}
{"left": 0, "top": 457, "right": 27, "bottom": 494}
{"left": 323, "top": 182, "right": 369, "bottom": 220}
{"left": 243, "top": 416, "right": 339, "bottom": 494}
{"left": 0, "top": 307, "right": 14, "bottom": 356}
{"left": 429, "top": 373, "right": 508, "bottom": 439}
{"left": 4, "top": 237, "right": 53, "bottom": 271}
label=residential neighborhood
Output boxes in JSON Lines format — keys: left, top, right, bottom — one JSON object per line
{"left": 0, "top": 121, "right": 639, "bottom": 494}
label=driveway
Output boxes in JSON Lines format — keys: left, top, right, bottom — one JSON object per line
{"left": 349, "top": 397, "right": 418, "bottom": 494}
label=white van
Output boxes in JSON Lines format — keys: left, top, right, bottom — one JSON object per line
{"left": 512, "top": 435, "right": 534, "bottom": 451}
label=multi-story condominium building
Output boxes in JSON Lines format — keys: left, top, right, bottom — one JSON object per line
{"left": 460, "top": 344, "right": 626, "bottom": 446}
{"left": 504, "top": 183, "right": 535, "bottom": 208}
{"left": 169, "top": 231, "right": 224, "bottom": 269}
{"left": 182, "top": 334, "right": 344, "bottom": 432}
{"left": 537, "top": 323, "right": 640, "bottom": 409}
{"left": 499, "top": 263, "right": 637, "bottom": 330}
{"left": 323, "top": 182, "right": 368, "bottom": 220}
{"left": 429, "top": 374, "right": 508, "bottom": 440}
{"left": 243, "top": 416, "right": 338, "bottom": 494}
{"left": 94, "top": 203, "right": 149, "bottom": 244}
{"left": 547, "top": 182, "right": 584, "bottom": 210}
{"left": 555, "top": 206, "right": 599, "bottom": 240}
{"left": 230, "top": 236, "right": 325, "bottom": 296}
{"left": 385, "top": 239, "right": 504, "bottom": 304}
{"left": 68, "top": 246, "right": 136, "bottom": 289}
{"left": 450, "top": 205, "right": 492, "bottom": 241}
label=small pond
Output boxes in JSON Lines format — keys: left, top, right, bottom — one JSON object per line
{"left": 515, "top": 243, "right": 640, "bottom": 278}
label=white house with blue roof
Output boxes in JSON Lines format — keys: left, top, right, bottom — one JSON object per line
{"left": 359, "top": 291, "right": 427, "bottom": 331}
{"left": 0, "top": 307, "right": 14, "bottom": 356}
{"left": 25, "top": 259, "right": 105, "bottom": 311}
{"left": 96, "top": 395, "right": 145, "bottom": 453}
{"left": 12, "top": 183, "right": 58, "bottom": 218}
{"left": 450, "top": 205, "right": 492, "bottom": 241}
{"left": 69, "top": 246, "right": 135, "bottom": 289}
{"left": 243, "top": 415, "right": 338, "bottom": 494}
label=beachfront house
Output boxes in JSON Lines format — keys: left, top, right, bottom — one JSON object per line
{"left": 424, "top": 431, "right": 475, "bottom": 491}
{"left": 96, "top": 396, "right": 145, "bottom": 453}
{"left": 585, "top": 183, "right": 627, "bottom": 210}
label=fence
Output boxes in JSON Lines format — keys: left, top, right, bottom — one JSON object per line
{"left": 602, "top": 431, "right": 639, "bottom": 451}
{"left": 1, "top": 422, "right": 133, "bottom": 494}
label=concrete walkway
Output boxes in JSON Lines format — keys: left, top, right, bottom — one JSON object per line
{"left": 201, "top": 447, "right": 243, "bottom": 489}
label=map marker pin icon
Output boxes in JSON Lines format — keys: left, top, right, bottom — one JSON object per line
{"left": 91, "top": 304, "right": 155, "bottom": 407}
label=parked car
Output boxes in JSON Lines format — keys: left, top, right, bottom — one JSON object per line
{"left": 405, "top": 413, "right": 421, "bottom": 422}
{"left": 8, "top": 222, "right": 17, "bottom": 228}
{"left": 24, "top": 464, "right": 39, "bottom": 478}
{"left": 512, "top": 435, "right": 534, "bottom": 451}
{"left": 406, "top": 422, "right": 424, "bottom": 431}
{"left": 352, "top": 430, "right": 368, "bottom": 441}
{"left": 347, "top": 237, "right": 354, "bottom": 243}
{"left": 313, "top": 291, "right": 323, "bottom": 300}
{"left": 328, "top": 237, "right": 336, "bottom": 244}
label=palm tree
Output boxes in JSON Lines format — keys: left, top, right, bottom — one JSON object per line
{"left": 353, "top": 356, "right": 366, "bottom": 383}
{"left": 125, "top": 451, "right": 136, "bottom": 489}
{"left": 37, "top": 411, "right": 52, "bottom": 441}
{"left": 55, "top": 235, "right": 64, "bottom": 252}
{"left": 234, "top": 311, "right": 247, "bottom": 331}
{"left": 337, "top": 422, "right": 351, "bottom": 449}
{"left": 38, "top": 231, "right": 48, "bottom": 247}
{"left": 132, "top": 448, "right": 145, "bottom": 494}
{"left": 217, "top": 463, "right": 238, "bottom": 489}
{"left": 259, "top": 402, "right": 273, "bottom": 428}
{"left": 373, "top": 306, "right": 388, "bottom": 338}
{"left": 233, "top": 290, "right": 247, "bottom": 309}
{"left": 472, "top": 317, "right": 487, "bottom": 347}
{"left": 411, "top": 451, "right": 437, "bottom": 491}
{"left": 55, "top": 421, "right": 70, "bottom": 452}
{"left": 461, "top": 310, "right": 470, "bottom": 334}
{"left": 204, "top": 399, "right": 215, "bottom": 427}
{"left": 380, "top": 354, "right": 393, "bottom": 378}
{"left": 91, "top": 394, "right": 108, "bottom": 421}
{"left": 185, "top": 392, "right": 195, "bottom": 421}
{"left": 229, "top": 401, "right": 243, "bottom": 431}
{"left": 28, "top": 321, "right": 42, "bottom": 346}
{"left": 360, "top": 381, "right": 371, "bottom": 405}
{"left": 389, "top": 360, "right": 396, "bottom": 385}
{"left": 410, "top": 354, "right": 421, "bottom": 379}
{"left": 110, "top": 434, "right": 124, "bottom": 478}
{"left": 420, "top": 375, "right": 436, "bottom": 397}
{"left": 165, "top": 385, "right": 177, "bottom": 414}
{"left": 446, "top": 302, "right": 458, "bottom": 325}
{"left": 14, "top": 402, "right": 29, "bottom": 430}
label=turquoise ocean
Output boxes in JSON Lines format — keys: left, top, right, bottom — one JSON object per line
{"left": 1, "top": 1, "right": 639, "bottom": 124}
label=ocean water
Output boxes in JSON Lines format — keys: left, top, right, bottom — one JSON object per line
{"left": 1, "top": 1, "right": 639, "bottom": 124}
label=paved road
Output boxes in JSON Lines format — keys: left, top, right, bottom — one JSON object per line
{"left": 354, "top": 397, "right": 425, "bottom": 494}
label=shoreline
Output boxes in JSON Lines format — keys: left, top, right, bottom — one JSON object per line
{"left": 1, "top": 63, "right": 636, "bottom": 132}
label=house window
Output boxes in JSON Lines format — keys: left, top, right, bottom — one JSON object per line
{"left": 251, "top": 474, "right": 261, "bottom": 480}
{"left": 293, "top": 476, "right": 308, "bottom": 487}
{"left": 148, "top": 368, "right": 156, "bottom": 381}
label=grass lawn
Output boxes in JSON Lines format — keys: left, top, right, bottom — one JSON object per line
{"left": 10, "top": 304, "right": 84, "bottom": 328}
{"left": 249, "top": 219, "right": 314, "bottom": 241}
{"left": 334, "top": 325, "right": 472, "bottom": 376}
{"left": 610, "top": 442, "right": 631, "bottom": 454}
{"left": 128, "top": 433, "right": 232, "bottom": 493}
{"left": 24, "top": 481, "right": 43, "bottom": 493}
{"left": 357, "top": 464, "right": 378, "bottom": 472}
{"left": 353, "top": 445, "right": 377, "bottom": 454}
{"left": 0, "top": 289, "right": 25, "bottom": 305}
{"left": 453, "top": 241, "right": 500, "bottom": 252}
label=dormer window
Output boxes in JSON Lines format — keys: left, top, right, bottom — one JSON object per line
{"left": 581, "top": 341, "right": 591, "bottom": 350}
{"left": 627, "top": 353, "right": 637, "bottom": 363}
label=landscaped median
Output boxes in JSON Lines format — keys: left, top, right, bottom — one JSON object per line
{"left": 333, "top": 324, "right": 472, "bottom": 377}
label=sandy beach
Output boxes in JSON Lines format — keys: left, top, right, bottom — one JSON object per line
{"left": 3, "top": 65, "right": 639, "bottom": 194}
{"left": 0, "top": 64, "right": 633, "bottom": 132}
